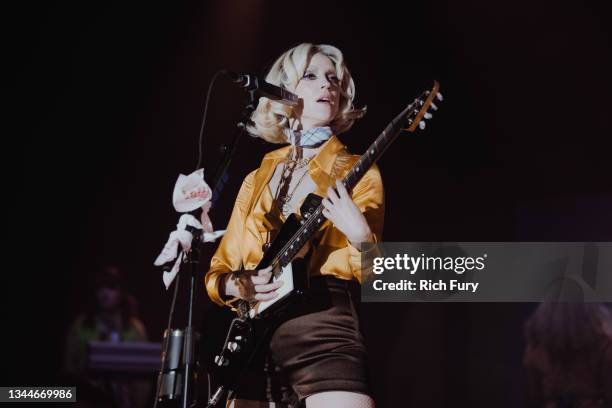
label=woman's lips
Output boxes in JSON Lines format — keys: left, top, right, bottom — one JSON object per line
{"left": 316, "top": 93, "right": 333, "bottom": 104}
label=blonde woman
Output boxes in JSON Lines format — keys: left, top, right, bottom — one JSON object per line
{"left": 205, "top": 43, "right": 384, "bottom": 408}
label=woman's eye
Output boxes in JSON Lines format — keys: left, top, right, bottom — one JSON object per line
{"left": 328, "top": 75, "right": 339, "bottom": 84}
{"left": 303, "top": 72, "right": 316, "bottom": 79}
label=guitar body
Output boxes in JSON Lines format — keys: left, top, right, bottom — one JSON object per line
{"left": 250, "top": 193, "right": 322, "bottom": 318}
{"left": 199, "top": 194, "right": 321, "bottom": 391}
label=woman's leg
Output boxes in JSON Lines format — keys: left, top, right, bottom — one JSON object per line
{"left": 305, "top": 391, "right": 375, "bottom": 408}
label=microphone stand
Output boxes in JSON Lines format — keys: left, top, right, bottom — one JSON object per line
{"left": 210, "top": 82, "right": 259, "bottom": 200}
{"left": 178, "top": 87, "right": 259, "bottom": 408}
{"left": 181, "top": 225, "right": 201, "bottom": 408}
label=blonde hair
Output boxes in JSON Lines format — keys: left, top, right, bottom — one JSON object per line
{"left": 246, "top": 43, "right": 366, "bottom": 144}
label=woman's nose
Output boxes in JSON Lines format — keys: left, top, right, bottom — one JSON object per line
{"left": 320, "top": 78, "right": 332, "bottom": 88}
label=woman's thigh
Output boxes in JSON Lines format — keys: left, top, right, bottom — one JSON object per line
{"left": 305, "top": 391, "right": 375, "bottom": 408}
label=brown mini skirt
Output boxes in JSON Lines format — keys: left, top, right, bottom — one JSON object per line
{"left": 230, "top": 276, "right": 370, "bottom": 406}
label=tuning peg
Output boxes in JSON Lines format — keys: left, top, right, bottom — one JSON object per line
{"left": 436, "top": 92, "right": 444, "bottom": 101}
{"left": 419, "top": 121, "right": 426, "bottom": 130}
{"left": 228, "top": 341, "right": 241, "bottom": 352}
{"left": 424, "top": 112, "right": 433, "bottom": 119}
{"left": 430, "top": 102, "right": 438, "bottom": 111}
{"left": 214, "top": 355, "right": 228, "bottom": 366}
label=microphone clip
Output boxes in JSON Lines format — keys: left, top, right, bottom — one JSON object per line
{"left": 222, "top": 69, "right": 299, "bottom": 107}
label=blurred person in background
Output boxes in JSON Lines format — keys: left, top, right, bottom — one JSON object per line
{"left": 63, "top": 264, "right": 150, "bottom": 408}
{"left": 524, "top": 295, "right": 612, "bottom": 408}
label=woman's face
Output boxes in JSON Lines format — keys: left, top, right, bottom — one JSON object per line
{"left": 293, "top": 53, "right": 341, "bottom": 130}
{"left": 96, "top": 284, "right": 121, "bottom": 311}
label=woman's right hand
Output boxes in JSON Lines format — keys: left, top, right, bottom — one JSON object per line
{"left": 223, "top": 266, "right": 283, "bottom": 302}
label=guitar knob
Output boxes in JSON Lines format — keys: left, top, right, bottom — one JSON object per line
{"left": 228, "top": 341, "right": 241, "bottom": 352}
{"left": 214, "top": 355, "right": 229, "bottom": 366}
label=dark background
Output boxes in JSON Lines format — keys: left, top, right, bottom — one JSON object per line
{"left": 8, "top": 0, "right": 612, "bottom": 406}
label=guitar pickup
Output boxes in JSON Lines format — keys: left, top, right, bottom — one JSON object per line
{"left": 300, "top": 193, "right": 323, "bottom": 217}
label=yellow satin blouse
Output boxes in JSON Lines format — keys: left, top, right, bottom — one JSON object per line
{"left": 204, "top": 135, "right": 385, "bottom": 307}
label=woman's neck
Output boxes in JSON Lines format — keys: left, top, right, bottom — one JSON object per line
{"left": 295, "top": 120, "right": 327, "bottom": 132}
{"left": 98, "top": 309, "right": 121, "bottom": 323}
{"left": 292, "top": 122, "right": 329, "bottom": 132}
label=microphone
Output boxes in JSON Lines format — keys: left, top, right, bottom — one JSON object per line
{"left": 222, "top": 69, "right": 299, "bottom": 106}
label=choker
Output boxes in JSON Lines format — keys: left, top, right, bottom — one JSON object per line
{"left": 285, "top": 126, "right": 333, "bottom": 148}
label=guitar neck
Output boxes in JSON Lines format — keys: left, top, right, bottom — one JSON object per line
{"left": 273, "top": 102, "right": 415, "bottom": 269}
{"left": 341, "top": 107, "right": 411, "bottom": 192}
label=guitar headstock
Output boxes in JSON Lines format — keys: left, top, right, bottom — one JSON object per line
{"left": 402, "top": 80, "right": 443, "bottom": 132}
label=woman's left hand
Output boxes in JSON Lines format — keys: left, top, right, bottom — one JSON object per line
{"left": 322, "top": 180, "right": 373, "bottom": 246}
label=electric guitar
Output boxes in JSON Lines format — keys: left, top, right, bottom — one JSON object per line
{"left": 203, "top": 81, "right": 443, "bottom": 406}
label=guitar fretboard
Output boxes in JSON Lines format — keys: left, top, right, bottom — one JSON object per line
{"left": 274, "top": 100, "right": 418, "bottom": 269}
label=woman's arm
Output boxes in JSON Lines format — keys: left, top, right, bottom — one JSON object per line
{"left": 204, "top": 170, "right": 284, "bottom": 306}
{"left": 204, "top": 170, "right": 256, "bottom": 306}
{"left": 321, "top": 164, "right": 385, "bottom": 282}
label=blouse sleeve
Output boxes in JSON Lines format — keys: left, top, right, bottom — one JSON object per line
{"left": 346, "top": 163, "right": 385, "bottom": 282}
{"left": 204, "top": 170, "right": 256, "bottom": 307}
